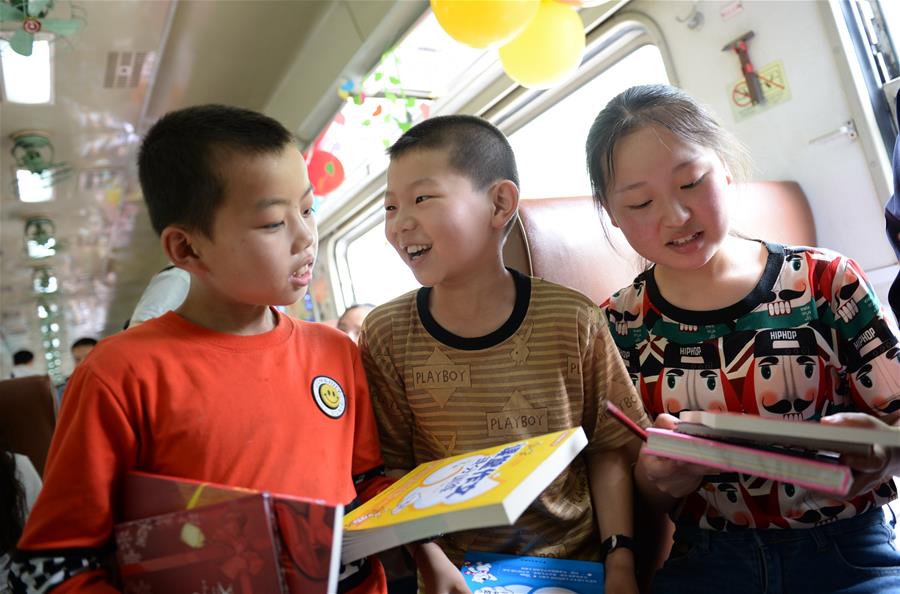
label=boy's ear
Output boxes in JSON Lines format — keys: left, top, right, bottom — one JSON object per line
{"left": 161, "top": 226, "right": 206, "bottom": 273}
{"left": 490, "top": 180, "right": 519, "bottom": 230}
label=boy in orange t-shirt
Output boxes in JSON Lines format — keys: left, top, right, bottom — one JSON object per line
{"left": 11, "top": 105, "right": 390, "bottom": 594}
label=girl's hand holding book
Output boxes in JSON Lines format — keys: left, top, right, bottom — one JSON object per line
{"left": 637, "top": 413, "right": 720, "bottom": 499}
{"left": 821, "top": 412, "right": 900, "bottom": 496}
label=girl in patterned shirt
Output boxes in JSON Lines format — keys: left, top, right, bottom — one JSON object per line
{"left": 585, "top": 83, "right": 900, "bottom": 594}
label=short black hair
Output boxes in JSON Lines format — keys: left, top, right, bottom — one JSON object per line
{"left": 71, "top": 337, "right": 98, "bottom": 351}
{"left": 138, "top": 104, "right": 295, "bottom": 238}
{"left": 388, "top": 115, "right": 519, "bottom": 191}
{"left": 12, "top": 350, "right": 33, "bottom": 365}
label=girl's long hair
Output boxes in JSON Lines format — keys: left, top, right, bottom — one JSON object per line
{"left": 585, "top": 84, "right": 750, "bottom": 214}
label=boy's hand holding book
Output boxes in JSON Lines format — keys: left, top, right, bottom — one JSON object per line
{"left": 414, "top": 541, "right": 472, "bottom": 594}
{"left": 821, "top": 411, "right": 900, "bottom": 496}
{"left": 604, "top": 554, "right": 639, "bottom": 594}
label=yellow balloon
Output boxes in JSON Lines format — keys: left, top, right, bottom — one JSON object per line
{"left": 431, "top": 0, "right": 541, "bottom": 49}
{"left": 499, "top": 1, "right": 585, "bottom": 88}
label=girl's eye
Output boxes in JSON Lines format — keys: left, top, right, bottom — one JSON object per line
{"left": 415, "top": 195, "right": 431, "bottom": 204}
{"left": 302, "top": 205, "right": 316, "bottom": 217}
{"left": 384, "top": 204, "right": 396, "bottom": 212}
{"left": 263, "top": 221, "right": 285, "bottom": 230}
{"left": 681, "top": 173, "right": 707, "bottom": 190}
{"left": 629, "top": 200, "right": 651, "bottom": 210}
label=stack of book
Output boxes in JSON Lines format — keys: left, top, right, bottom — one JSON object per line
{"left": 643, "top": 411, "right": 900, "bottom": 496}
{"left": 114, "top": 428, "right": 589, "bottom": 593}
{"left": 115, "top": 473, "right": 344, "bottom": 594}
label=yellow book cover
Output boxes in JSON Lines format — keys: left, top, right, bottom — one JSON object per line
{"left": 341, "top": 427, "right": 587, "bottom": 563}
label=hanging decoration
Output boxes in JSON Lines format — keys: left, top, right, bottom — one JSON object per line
{"left": 362, "top": 59, "right": 417, "bottom": 145}
{"left": 317, "top": 41, "right": 444, "bottom": 204}
{"left": 0, "top": 0, "right": 84, "bottom": 57}
{"left": 306, "top": 123, "right": 346, "bottom": 197}
{"left": 430, "top": 0, "right": 540, "bottom": 49}
{"left": 337, "top": 77, "right": 364, "bottom": 104}
{"left": 307, "top": 149, "right": 345, "bottom": 197}
{"left": 499, "top": 0, "right": 585, "bottom": 89}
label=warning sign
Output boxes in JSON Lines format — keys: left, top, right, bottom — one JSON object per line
{"left": 728, "top": 60, "right": 791, "bottom": 122}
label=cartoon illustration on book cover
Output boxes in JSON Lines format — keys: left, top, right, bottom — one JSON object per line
{"left": 393, "top": 444, "right": 524, "bottom": 514}
{"left": 460, "top": 553, "right": 601, "bottom": 594}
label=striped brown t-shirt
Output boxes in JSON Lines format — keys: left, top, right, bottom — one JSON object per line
{"left": 359, "top": 270, "right": 648, "bottom": 564}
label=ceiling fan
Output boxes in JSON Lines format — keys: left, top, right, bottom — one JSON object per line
{"left": 10, "top": 130, "right": 74, "bottom": 192}
{"left": 0, "top": 0, "right": 83, "bottom": 57}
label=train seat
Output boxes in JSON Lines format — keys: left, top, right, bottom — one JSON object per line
{"left": 0, "top": 374, "right": 59, "bottom": 477}
{"left": 502, "top": 181, "right": 815, "bottom": 591}
{"left": 503, "top": 181, "right": 816, "bottom": 305}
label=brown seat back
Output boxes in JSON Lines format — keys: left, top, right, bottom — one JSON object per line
{"left": 729, "top": 181, "right": 816, "bottom": 247}
{"left": 502, "top": 181, "right": 815, "bottom": 591}
{"left": 0, "top": 374, "right": 58, "bottom": 476}
{"left": 504, "top": 181, "right": 817, "bottom": 304}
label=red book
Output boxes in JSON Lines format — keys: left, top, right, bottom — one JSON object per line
{"left": 115, "top": 471, "right": 343, "bottom": 594}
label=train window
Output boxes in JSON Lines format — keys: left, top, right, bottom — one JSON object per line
{"left": 323, "top": 11, "right": 497, "bottom": 314}
{"left": 327, "top": 12, "right": 672, "bottom": 314}
{"left": 860, "top": 0, "right": 900, "bottom": 84}
{"left": 312, "top": 12, "right": 492, "bottom": 223}
{"left": 843, "top": 0, "right": 900, "bottom": 146}
{"left": 509, "top": 44, "right": 669, "bottom": 199}
{"left": 876, "top": 0, "right": 900, "bottom": 125}
{"left": 338, "top": 210, "right": 418, "bottom": 309}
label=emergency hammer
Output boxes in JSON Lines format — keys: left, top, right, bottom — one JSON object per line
{"left": 723, "top": 31, "right": 765, "bottom": 105}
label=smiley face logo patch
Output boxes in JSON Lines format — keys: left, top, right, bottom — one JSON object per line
{"left": 312, "top": 376, "right": 346, "bottom": 418}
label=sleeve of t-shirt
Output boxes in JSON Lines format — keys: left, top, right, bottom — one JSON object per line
{"left": 358, "top": 317, "right": 417, "bottom": 473}
{"left": 580, "top": 303, "right": 650, "bottom": 455}
{"left": 129, "top": 267, "right": 190, "bottom": 326}
{"left": 349, "top": 343, "right": 394, "bottom": 503}
{"left": 820, "top": 254, "right": 900, "bottom": 417}
{"left": 11, "top": 365, "right": 137, "bottom": 593}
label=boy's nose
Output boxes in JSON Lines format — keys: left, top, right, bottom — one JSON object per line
{"left": 291, "top": 215, "right": 316, "bottom": 252}
{"left": 393, "top": 208, "right": 417, "bottom": 233}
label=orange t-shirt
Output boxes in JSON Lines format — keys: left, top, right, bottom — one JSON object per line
{"left": 14, "top": 310, "right": 389, "bottom": 594}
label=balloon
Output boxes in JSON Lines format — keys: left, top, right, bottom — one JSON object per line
{"left": 307, "top": 149, "right": 345, "bottom": 196}
{"left": 430, "top": 0, "right": 540, "bottom": 49}
{"left": 499, "top": 2, "right": 585, "bottom": 89}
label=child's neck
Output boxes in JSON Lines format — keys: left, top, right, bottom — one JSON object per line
{"left": 428, "top": 264, "right": 517, "bottom": 338}
{"left": 176, "top": 290, "right": 278, "bottom": 335}
{"left": 652, "top": 236, "right": 768, "bottom": 312}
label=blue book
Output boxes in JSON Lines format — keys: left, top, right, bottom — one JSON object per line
{"left": 461, "top": 551, "right": 604, "bottom": 593}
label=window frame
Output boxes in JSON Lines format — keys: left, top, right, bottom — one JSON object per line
{"left": 840, "top": 0, "right": 898, "bottom": 146}
{"left": 323, "top": 10, "right": 676, "bottom": 317}
{"left": 820, "top": 0, "right": 894, "bottom": 202}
